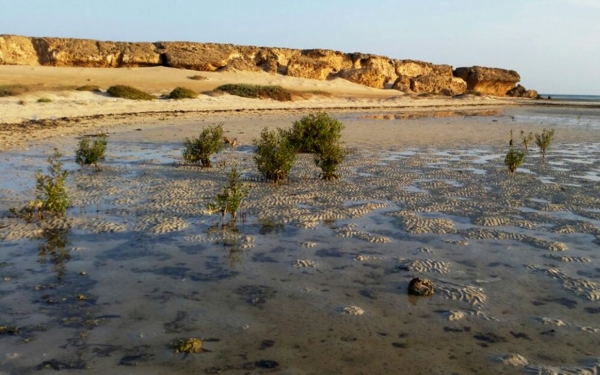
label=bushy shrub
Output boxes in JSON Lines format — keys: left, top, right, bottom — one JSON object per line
{"left": 207, "top": 166, "right": 249, "bottom": 223}
{"left": 287, "top": 112, "right": 344, "bottom": 153}
{"left": 253, "top": 127, "right": 296, "bottom": 185}
{"left": 75, "top": 134, "right": 107, "bottom": 170}
{"left": 37, "top": 97, "right": 52, "bottom": 103}
{"left": 10, "top": 148, "right": 69, "bottom": 221}
{"left": 0, "top": 84, "right": 31, "bottom": 97}
{"left": 215, "top": 84, "right": 292, "bottom": 101}
{"left": 504, "top": 148, "right": 525, "bottom": 173}
{"left": 76, "top": 85, "right": 102, "bottom": 92}
{"left": 169, "top": 87, "right": 198, "bottom": 99}
{"left": 520, "top": 130, "right": 533, "bottom": 151}
{"left": 182, "top": 124, "right": 225, "bottom": 168}
{"left": 106, "top": 85, "right": 155, "bottom": 100}
{"left": 535, "top": 128, "right": 555, "bottom": 159}
{"left": 315, "top": 141, "right": 347, "bottom": 180}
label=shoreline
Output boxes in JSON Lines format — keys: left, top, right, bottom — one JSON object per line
{"left": 2, "top": 64, "right": 599, "bottom": 152}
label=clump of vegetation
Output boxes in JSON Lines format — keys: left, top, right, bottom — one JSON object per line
{"left": 287, "top": 112, "right": 344, "bottom": 153}
{"left": 76, "top": 85, "right": 101, "bottom": 92}
{"left": 189, "top": 75, "right": 208, "bottom": 81}
{"left": 215, "top": 84, "right": 292, "bottom": 101}
{"left": 207, "top": 166, "right": 249, "bottom": 224}
{"left": 172, "top": 338, "right": 204, "bottom": 353}
{"left": 11, "top": 148, "right": 70, "bottom": 219}
{"left": 253, "top": 127, "right": 296, "bottom": 185}
{"left": 37, "top": 97, "right": 52, "bottom": 103}
{"left": 535, "top": 128, "right": 555, "bottom": 159}
{"left": 0, "top": 84, "right": 31, "bottom": 97}
{"left": 520, "top": 130, "right": 533, "bottom": 151}
{"left": 315, "top": 141, "right": 347, "bottom": 180}
{"left": 505, "top": 148, "right": 525, "bottom": 173}
{"left": 169, "top": 87, "right": 198, "bottom": 99}
{"left": 75, "top": 134, "right": 108, "bottom": 170}
{"left": 106, "top": 85, "right": 155, "bottom": 100}
{"left": 36, "top": 149, "right": 70, "bottom": 216}
{"left": 182, "top": 124, "right": 225, "bottom": 168}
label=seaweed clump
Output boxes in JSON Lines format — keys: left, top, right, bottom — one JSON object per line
{"left": 172, "top": 338, "right": 204, "bottom": 353}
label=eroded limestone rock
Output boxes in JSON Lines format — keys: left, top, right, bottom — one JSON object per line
{"left": 453, "top": 66, "right": 520, "bottom": 96}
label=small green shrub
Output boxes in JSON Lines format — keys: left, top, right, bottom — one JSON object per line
{"left": 215, "top": 84, "right": 292, "bottom": 101}
{"left": 207, "top": 166, "right": 249, "bottom": 223}
{"left": 520, "top": 130, "right": 533, "bottom": 151}
{"left": 0, "top": 84, "right": 31, "bottom": 97}
{"left": 169, "top": 87, "right": 198, "bottom": 99}
{"left": 504, "top": 148, "right": 525, "bottom": 173}
{"left": 535, "top": 128, "right": 555, "bottom": 159}
{"left": 76, "top": 85, "right": 101, "bottom": 92}
{"left": 182, "top": 124, "right": 225, "bottom": 168}
{"left": 106, "top": 85, "right": 155, "bottom": 100}
{"left": 287, "top": 112, "right": 344, "bottom": 153}
{"left": 36, "top": 148, "right": 69, "bottom": 216}
{"left": 75, "top": 134, "right": 107, "bottom": 170}
{"left": 37, "top": 97, "right": 52, "bottom": 103}
{"left": 9, "top": 148, "right": 69, "bottom": 221}
{"left": 189, "top": 75, "right": 208, "bottom": 81}
{"left": 253, "top": 127, "right": 296, "bottom": 185}
{"left": 315, "top": 141, "right": 347, "bottom": 180}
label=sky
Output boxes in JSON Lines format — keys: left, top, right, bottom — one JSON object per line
{"left": 2, "top": 0, "right": 599, "bottom": 95}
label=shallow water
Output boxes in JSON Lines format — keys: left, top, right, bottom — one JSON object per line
{"left": 1, "top": 136, "right": 600, "bottom": 374}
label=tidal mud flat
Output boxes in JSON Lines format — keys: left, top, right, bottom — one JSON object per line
{"left": 1, "top": 109, "right": 600, "bottom": 374}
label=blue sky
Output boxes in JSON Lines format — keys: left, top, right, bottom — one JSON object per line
{"left": 3, "top": 0, "right": 599, "bottom": 94}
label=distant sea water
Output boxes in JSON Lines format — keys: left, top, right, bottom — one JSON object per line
{"left": 540, "top": 94, "right": 600, "bottom": 102}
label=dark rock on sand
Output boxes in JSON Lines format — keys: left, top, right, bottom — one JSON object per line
{"left": 408, "top": 277, "right": 434, "bottom": 296}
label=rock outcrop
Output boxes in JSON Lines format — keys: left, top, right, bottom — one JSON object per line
{"left": 391, "top": 60, "right": 466, "bottom": 95}
{"left": 410, "top": 75, "right": 467, "bottom": 96}
{"left": 287, "top": 56, "right": 333, "bottom": 80}
{"left": 453, "top": 66, "right": 520, "bottom": 96}
{"left": 337, "top": 65, "right": 389, "bottom": 89}
{"left": 0, "top": 34, "right": 531, "bottom": 96}
{"left": 506, "top": 84, "right": 539, "bottom": 99}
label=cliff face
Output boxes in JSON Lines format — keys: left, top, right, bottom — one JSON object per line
{"left": 0, "top": 34, "right": 527, "bottom": 97}
{"left": 453, "top": 66, "right": 520, "bottom": 97}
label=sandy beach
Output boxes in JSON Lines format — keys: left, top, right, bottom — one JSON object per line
{"left": 1, "top": 66, "right": 600, "bottom": 374}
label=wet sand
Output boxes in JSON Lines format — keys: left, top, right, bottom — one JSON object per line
{"left": 1, "top": 106, "right": 600, "bottom": 374}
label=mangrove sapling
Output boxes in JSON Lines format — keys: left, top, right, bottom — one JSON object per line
{"left": 35, "top": 148, "right": 69, "bottom": 217}
{"left": 287, "top": 112, "right": 344, "bottom": 153}
{"left": 253, "top": 127, "right": 296, "bottom": 185}
{"left": 534, "top": 128, "right": 555, "bottom": 159}
{"left": 182, "top": 124, "right": 225, "bottom": 168}
{"left": 315, "top": 141, "right": 347, "bottom": 180}
{"left": 520, "top": 130, "right": 533, "bottom": 151}
{"left": 206, "top": 166, "right": 249, "bottom": 224}
{"left": 75, "top": 134, "right": 107, "bottom": 170}
{"left": 504, "top": 148, "right": 525, "bottom": 174}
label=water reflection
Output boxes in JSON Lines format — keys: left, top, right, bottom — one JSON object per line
{"left": 207, "top": 223, "right": 247, "bottom": 269}
{"left": 38, "top": 227, "right": 71, "bottom": 279}
{"left": 258, "top": 218, "right": 285, "bottom": 235}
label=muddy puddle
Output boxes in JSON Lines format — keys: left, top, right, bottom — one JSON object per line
{"left": 1, "top": 137, "right": 600, "bottom": 374}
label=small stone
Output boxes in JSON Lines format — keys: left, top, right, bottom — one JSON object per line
{"left": 408, "top": 277, "right": 434, "bottom": 296}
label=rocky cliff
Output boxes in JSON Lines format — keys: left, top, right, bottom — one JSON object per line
{"left": 0, "top": 34, "right": 532, "bottom": 97}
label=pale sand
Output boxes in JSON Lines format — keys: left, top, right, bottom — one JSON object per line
{"left": 2, "top": 66, "right": 600, "bottom": 374}
{"left": 0, "top": 64, "right": 543, "bottom": 152}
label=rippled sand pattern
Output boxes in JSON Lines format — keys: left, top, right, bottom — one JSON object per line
{"left": 2, "top": 140, "right": 600, "bottom": 374}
